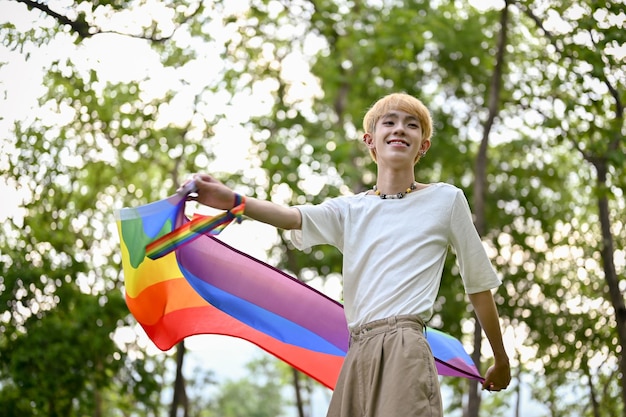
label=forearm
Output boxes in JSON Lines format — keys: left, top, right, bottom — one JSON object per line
{"left": 243, "top": 196, "right": 302, "bottom": 230}
{"left": 193, "top": 174, "right": 302, "bottom": 230}
{"left": 467, "top": 290, "right": 509, "bottom": 362}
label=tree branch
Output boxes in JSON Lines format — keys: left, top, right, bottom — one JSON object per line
{"left": 13, "top": 0, "right": 204, "bottom": 43}
{"left": 16, "top": 0, "right": 94, "bottom": 38}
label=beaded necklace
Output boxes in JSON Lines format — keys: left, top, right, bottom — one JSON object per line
{"left": 373, "top": 182, "right": 418, "bottom": 199}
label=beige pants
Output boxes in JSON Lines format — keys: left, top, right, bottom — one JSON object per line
{"left": 327, "top": 315, "right": 443, "bottom": 417}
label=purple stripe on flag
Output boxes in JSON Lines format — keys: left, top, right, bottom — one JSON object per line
{"left": 176, "top": 233, "right": 350, "bottom": 352}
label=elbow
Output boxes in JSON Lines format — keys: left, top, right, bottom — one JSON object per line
{"left": 285, "top": 207, "right": 302, "bottom": 230}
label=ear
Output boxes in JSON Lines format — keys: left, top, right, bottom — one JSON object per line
{"left": 420, "top": 140, "right": 431, "bottom": 153}
{"left": 363, "top": 133, "right": 375, "bottom": 149}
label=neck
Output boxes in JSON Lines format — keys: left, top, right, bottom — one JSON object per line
{"left": 375, "top": 166, "right": 416, "bottom": 194}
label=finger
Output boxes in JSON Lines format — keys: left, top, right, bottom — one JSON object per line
{"left": 485, "top": 381, "right": 508, "bottom": 392}
{"left": 194, "top": 173, "right": 213, "bottom": 183}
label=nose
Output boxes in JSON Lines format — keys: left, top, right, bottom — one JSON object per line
{"left": 393, "top": 124, "right": 406, "bottom": 135}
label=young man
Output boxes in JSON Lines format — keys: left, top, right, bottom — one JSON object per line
{"left": 193, "top": 93, "right": 510, "bottom": 416}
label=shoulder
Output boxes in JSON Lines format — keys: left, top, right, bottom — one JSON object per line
{"left": 422, "top": 183, "right": 472, "bottom": 217}
{"left": 298, "top": 192, "right": 362, "bottom": 215}
{"left": 431, "top": 182, "right": 462, "bottom": 192}
{"left": 426, "top": 182, "right": 465, "bottom": 200}
{"left": 326, "top": 191, "right": 369, "bottom": 205}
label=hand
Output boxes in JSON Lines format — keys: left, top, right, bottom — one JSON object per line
{"left": 191, "top": 174, "right": 238, "bottom": 210}
{"left": 482, "top": 359, "right": 511, "bottom": 392}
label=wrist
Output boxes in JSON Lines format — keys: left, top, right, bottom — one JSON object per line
{"left": 231, "top": 193, "right": 246, "bottom": 223}
{"left": 494, "top": 353, "right": 510, "bottom": 365}
{"left": 233, "top": 192, "right": 245, "bottom": 208}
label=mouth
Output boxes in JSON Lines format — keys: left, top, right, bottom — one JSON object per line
{"left": 387, "top": 139, "right": 409, "bottom": 146}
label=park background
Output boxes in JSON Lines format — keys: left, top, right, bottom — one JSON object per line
{"left": 0, "top": 0, "right": 624, "bottom": 416}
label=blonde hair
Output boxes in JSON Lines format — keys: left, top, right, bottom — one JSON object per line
{"left": 362, "top": 93, "right": 433, "bottom": 162}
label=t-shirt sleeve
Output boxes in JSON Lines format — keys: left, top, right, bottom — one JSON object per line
{"left": 290, "top": 198, "right": 345, "bottom": 251}
{"left": 448, "top": 189, "right": 502, "bottom": 293}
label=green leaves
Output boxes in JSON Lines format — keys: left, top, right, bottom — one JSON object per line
{"left": 2, "top": 0, "right": 624, "bottom": 415}
{"left": 0, "top": 285, "right": 127, "bottom": 416}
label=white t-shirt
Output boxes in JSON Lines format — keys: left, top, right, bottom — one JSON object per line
{"left": 290, "top": 182, "right": 501, "bottom": 329}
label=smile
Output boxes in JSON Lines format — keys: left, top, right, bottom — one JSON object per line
{"left": 387, "top": 139, "right": 409, "bottom": 146}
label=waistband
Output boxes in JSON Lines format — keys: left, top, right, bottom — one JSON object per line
{"left": 350, "top": 315, "right": 425, "bottom": 342}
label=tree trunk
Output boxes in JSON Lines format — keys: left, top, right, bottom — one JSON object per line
{"left": 594, "top": 160, "right": 626, "bottom": 417}
{"left": 468, "top": 2, "right": 509, "bottom": 417}
{"left": 583, "top": 360, "right": 601, "bottom": 417}
{"left": 170, "top": 341, "right": 188, "bottom": 417}
{"left": 466, "top": 322, "right": 483, "bottom": 417}
{"left": 292, "top": 368, "right": 306, "bottom": 417}
{"left": 514, "top": 357, "right": 521, "bottom": 417}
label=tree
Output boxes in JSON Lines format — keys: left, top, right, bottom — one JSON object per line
{"left": 468, "top": 2, "right": 512, "bottom": 415}
{"left": 219, "top": 1, "right": 625, "bottom": 416}
{"left": 2, "top": 0, "right": 624, "bottom": 415}
{"left": 1, "top": 0, "right": 210, "bottom": 414}
{"left": 206, "top": 357, "right": 287, "bottom": 417}
{"left": 516, "top": 1, "right": 625, "bottom": 414}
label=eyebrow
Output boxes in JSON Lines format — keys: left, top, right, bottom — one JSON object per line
{"left": 381, "top": 112, "right": 419, "bottom": 122}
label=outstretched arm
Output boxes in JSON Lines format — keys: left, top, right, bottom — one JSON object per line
{"left": 193, "top": 174, "right": 302, "bottom": 230}
{"left": 467, "top": 290, "right": 511, "bottom": 391}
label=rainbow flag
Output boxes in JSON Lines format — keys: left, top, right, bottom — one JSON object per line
{"left": 115, "top": 188, "right": 483, "bottom": 389}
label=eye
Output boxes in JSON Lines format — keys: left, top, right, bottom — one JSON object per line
{"left": 382, "top": 120, "right": 394, "bottom": 126}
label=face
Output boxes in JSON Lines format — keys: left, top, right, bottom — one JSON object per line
{"left": 363, "top": 110, "right": 431, "bottom": 165}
